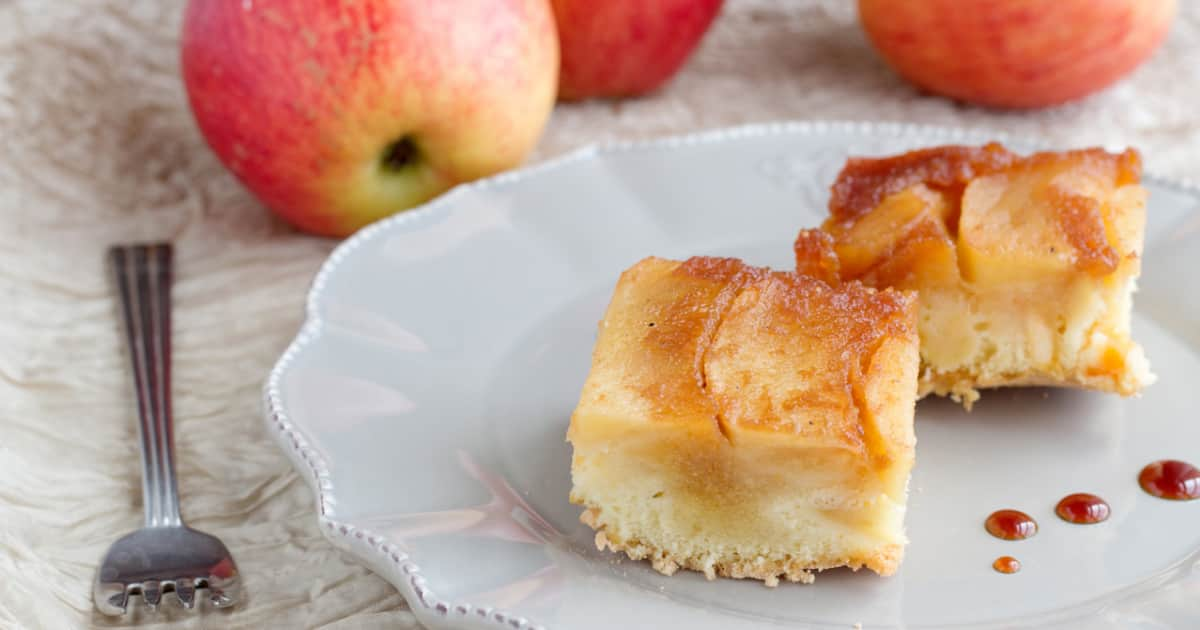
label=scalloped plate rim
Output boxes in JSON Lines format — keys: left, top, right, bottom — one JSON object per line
{"left": 261, "top": 119, "right": 1200, "bottom": 630}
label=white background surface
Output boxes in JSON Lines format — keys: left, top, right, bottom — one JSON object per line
{"left": 3, "top": 1, "right": 1199, "bottom": 628}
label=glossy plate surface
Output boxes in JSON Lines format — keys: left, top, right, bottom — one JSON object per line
{"left": 265, "top": 122, "right": 1200, "bottom": 629}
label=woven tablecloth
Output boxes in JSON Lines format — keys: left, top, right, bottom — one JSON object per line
{"left": 3, "top": 1, "right": 1198, "bottom": 628}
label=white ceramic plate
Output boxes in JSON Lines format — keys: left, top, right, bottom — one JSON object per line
{"left": 264, "top": 122, "right": 1200, "bottom": 630}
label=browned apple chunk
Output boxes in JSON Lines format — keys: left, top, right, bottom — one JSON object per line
{"left": 828, "top": 184, "right": 953, "bottom": 279}
{"left": 802, "top": 143, "right": 1153, "bottom": 405}
{"left": 957, "top": 152, "right": 1141, "bottom": 285}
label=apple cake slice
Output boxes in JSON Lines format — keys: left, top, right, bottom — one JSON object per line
{"left": 567, "top": 256, "right": 919, "bottom": 585}
{"left": 796, "top": 142, "right": 1153, "bottom": 406}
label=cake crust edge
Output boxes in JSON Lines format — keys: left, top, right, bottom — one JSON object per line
{"left": 578, "top": 507, "right": 903, "bottom": 587}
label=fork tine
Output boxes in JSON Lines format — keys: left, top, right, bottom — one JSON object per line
{"left": 175, "top": 580, "right": 196, "bottom": 609}
{"left": 142, "top": 580, "right": 162, "bottom": 610}
{"left": 105, "top": 590, "right": 129, "bottom": 614}
{"left": 209, "top": 588, "right": 235, "bottom": 608}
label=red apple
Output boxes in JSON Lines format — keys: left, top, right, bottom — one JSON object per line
{"left": 857, "top": 0, "right": 1176, "bottom": 109}
{"left": 181, "top": 0, "right": 559, "bottom": 237}
{"left": 551, "top": 0, "right": 723, "bottom": 100}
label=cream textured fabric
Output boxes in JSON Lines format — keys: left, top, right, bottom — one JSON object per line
{"left": 2, "top": 1, "right": 1197, "bottom": 629}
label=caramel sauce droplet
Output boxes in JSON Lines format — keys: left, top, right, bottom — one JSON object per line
{"left": 992, "top": 556, "right": 1021, "bottom": 574}
{"left": 1139, "top": 460, "right": 1200, "bottom": 500}
{"left": 985, "top": 509, "right": 1038, "bottom": 540}
{"left": 1055, "top": 493, "right": 1111, "bottom": 524}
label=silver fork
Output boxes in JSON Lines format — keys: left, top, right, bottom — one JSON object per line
{"left": 94, "top": 243, "right": 241, "bottom": 615}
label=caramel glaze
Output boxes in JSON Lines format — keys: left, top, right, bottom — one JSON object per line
{"left": 791, "top": 230, "right": 842, "bottom": 286}
{"left": 819, "top": 143, "right": 1142, "bottom": 279}
{"left": 828, "top": 142, "right": 1018, "bottom": 227}
{"left": 828, "top": 143, "right": 1141, "bottom": 225}
{"left": 671, "top": 257, "right": 916, "bottom": 379}
{"left": 633, "top": 256, "right": 917, "bottom": 462}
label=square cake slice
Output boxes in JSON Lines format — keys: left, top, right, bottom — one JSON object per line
{"left": 567, "top": 256, "right": 919, "bottom": 585}
{"left": 797, "top": 143, "right": 1154, "bottom": 406}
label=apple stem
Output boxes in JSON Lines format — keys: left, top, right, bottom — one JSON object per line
{"left": 381, "top": 136, "right": 419, "bottom": 172}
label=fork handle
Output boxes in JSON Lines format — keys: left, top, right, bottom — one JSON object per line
{"left": 111, "top": 244, "right": 182, "bottom": 528}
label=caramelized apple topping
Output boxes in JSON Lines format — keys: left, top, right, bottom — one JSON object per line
{"left": 816, "top": 143, "right": 1142, "bottom": 282}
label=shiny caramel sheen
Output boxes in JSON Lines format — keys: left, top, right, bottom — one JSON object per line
{"left": 818, "top": 143, "right": 1143, "bottom": 282}
{"left": 992, "top": 556, "right": 1021, "bottom": 574}
{"left": 791, "top": 230, "right": 842, "bottom": 285}
{"left": 828, "top": 142, "right": 1019, "bottom": 226}
{"left": 572, "top": 256, "right": 918, "bottom": 461}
